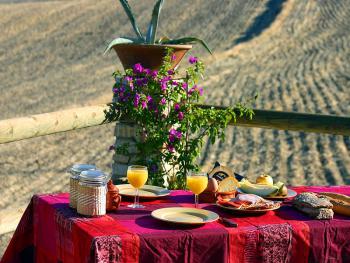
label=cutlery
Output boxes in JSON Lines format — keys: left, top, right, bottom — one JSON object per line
{"left": 219, "top": 217, "right": 238, "bottom": 227}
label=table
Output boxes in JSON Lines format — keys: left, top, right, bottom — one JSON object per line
{"left": 2, "top": 186, "right": 350, "bottom": 263}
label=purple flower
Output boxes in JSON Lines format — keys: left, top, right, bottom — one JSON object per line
{"left": 160, "top": 98, "right": 166, "bottom": 105}
{"left": 174, "top": 103, "right": 180, "bottom": 111}
{"left": 133, "top": 63, "right": 143, "bottom": 74}
{"left": 144, "top": 68, "right": 152, "bottom": 75}
{"left": 141, "top": 100, "right": 147, "bottom": 109}
{"left": 169, "top": 135, "right": 175, "bottom": 143}
{"left": 175, "top": 130, "right": 182, "bottom": 139}
{"left": 167, "top": 69, "right": 175, "bottom": 75}
{"left": 136, "top": 78, "right": 144, "bottom": 86}
{"left": 142, "top": 77, "right": 148, "bottom": 85}
{"left": 167, "top": 144, "right": 175, "bottom": 153}
{"left": 182, "top": 82, "right": 188, "bottom": 90}
{"left": 123, "top": 76, "right": 134, "bottom": 90}
{"left": 119, "top": 86, "right": 126, "bottom": 93}
{"left": 199, "top": 87, "right": 204, "bottom": 96}
{"left": 160, "top": 76, "right": 171, "bottom": 91}
{"left": 178, "top": 111, "right": 184, "bottom": 121}
{"left": 189, "top": 56, "right": 198, "bottom": 64}
{"left": 169, "top": 128, "right": 182, "bottom": 142}
{"left": 134, "top": 93, "right": 140, "bottom": 108}
{"left": 172, "top": 80, "right": 179, "bottom": 86}
{"left": 146, "top": 95, "right": 153, "bottom": 103}
{"left": 161, "top": 76, "right": 171, "bottom": 82}
{"left": 151, "top": 70, "right": 158, "bottom": 78}
{"left": 112, "top": 88, "right": 118, "bottom": 94}
{"left": 169, "top": 128, "right": 177, "bottom": 136}
{"left": 171, "top": 53, "right": 176, "bottom": 61}
{"left": 124, "top": 76, "right": 133, "bottom": 82}
{"left": 161, "top": 82, "right": 167, "bottom": 91}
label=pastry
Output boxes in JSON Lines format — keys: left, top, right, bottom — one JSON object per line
{"left": 199, "top": 175, "right": 239, "bottom": 203}
{"left": 293, "top": 192, "right": 333, "bottom": 219}
{"left": 318, "top": 192, "right": 350, "bottom": 216}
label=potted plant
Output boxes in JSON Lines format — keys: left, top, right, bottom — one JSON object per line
{"left": 105, "top": 49, "right": 254, "bottom": 189}
{"left": 104, "top": 0, "right": 212, "bottom": 70}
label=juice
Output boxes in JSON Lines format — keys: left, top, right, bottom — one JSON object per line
{"left": 127, "top": 169, "right": 148, "bottom": 188}
{"left": 187, "top": 176, "right": 208, "bottom": 195}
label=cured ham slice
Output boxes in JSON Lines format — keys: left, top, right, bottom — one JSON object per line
{"left": 218, "top": 194, "right": 278, "bottom": 210}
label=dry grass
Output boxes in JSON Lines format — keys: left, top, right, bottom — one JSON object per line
{"left": 1, "top": 0, "right": 350, "bottom": 256}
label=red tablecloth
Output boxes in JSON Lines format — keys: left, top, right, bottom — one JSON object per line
{"left": 2, "top": 186, "right": 350, "bottom": 263}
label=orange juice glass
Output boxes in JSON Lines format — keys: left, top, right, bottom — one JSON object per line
{"left": 127, "top": 165, "right": 148, "bottom": 208}
{"left": 187, "top": 172, "right": 208, "bottom": 208}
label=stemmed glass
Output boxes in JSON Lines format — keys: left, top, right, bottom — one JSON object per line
{"left": 127, "top": 165, "right": 148, "bottom": 208}
{"left": 186, "top": 171, "right": 208, "bottom": 208}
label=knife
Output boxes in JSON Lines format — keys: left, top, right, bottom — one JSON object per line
{"left": 219, "top": 217, "right": 238, "bottom": 227}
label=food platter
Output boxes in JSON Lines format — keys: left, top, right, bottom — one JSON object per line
{"left": 151, "top": 207, "right": 219, "bottom": 225}
{"left": 117, "top": 184, "right": 170, "bottom": 199}
{"left": 237, "top": 188, "right": 297, "bottom": 200}
{"left": 216, "top": 201, "right": 280, "bottom": 214}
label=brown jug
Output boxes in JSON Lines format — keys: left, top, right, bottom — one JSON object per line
{"left": 106, "top": 180, "right": 121, "bottom": 212}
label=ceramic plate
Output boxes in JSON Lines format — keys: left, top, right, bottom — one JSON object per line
{"left": 216, "top": 202, "right": 280, "bottom": 214}
{"left": 237, "top": 188, "right": 297, "bottom": 200}
{"left": 151, "top": 207, "right": 219, "bottom": 225}
{"left": 117, "top": 184, "right": 171, "bottom": 199}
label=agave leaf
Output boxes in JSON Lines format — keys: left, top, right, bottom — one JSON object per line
{"left": 156, "top": 36, "right": 170, "bottom": 44}
{"left": 119, "top": 0, "right": 144, "bottom": 41}
{"left": 163, "top": 37, "right": 212, "bottom": 54}
{"left": 146, "top": 0, "right": 164, "bottom": 44}
{"left": 104, "top": 37, "right": 137, "bottom": 54}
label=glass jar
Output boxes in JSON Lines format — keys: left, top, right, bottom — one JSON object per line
{"left": 77, "top": 170, "right": 108, "bottom": 217}
{"left": 68, "top": 164, "right": 96, "bottom": 209}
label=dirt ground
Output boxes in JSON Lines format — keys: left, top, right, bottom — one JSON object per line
{"left": 1, "top": 0, "right": 349, "bottom": 257}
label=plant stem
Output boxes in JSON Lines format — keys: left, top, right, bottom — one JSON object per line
{"left": 184, "top": 74, "right": 190, "bottom": 188}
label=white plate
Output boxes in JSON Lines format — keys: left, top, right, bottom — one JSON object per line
{"left": 237, "top": 188, "right": 297, "bottom": 200}
{"left": 216, "top": 201, "right": 280, "bottom": 214}
{"left": 151, "top": 207, "right": 219, "bottom": 225}
{"left": 116, "top": 184, "right": 170, "bottom": 199}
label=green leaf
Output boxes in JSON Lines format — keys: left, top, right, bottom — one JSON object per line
{"left": 146, "top": 0, "right": 164, "bottom": 44}
{"left": 163, "top": 37, "right": 212, "bottom": 54}
{"left": 104, "top": 37, "right": 136, "bottom": 54}
{"left": 119, "top": 0, "right": 144, "bottom": 40}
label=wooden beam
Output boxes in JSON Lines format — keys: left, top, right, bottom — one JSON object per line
{"left": 198, "top": 105, "right": 350, "bottom": 136}
{"left": 0, "top": 104, "right": 349, "bottom": 144}
{"left": 0, "top": 105, "right": 111, "bottom": 144}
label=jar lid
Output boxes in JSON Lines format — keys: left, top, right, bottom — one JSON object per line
{"left": 69, "top": 164, "right": 96, "bottom": 176}
{"left": 79, "top": 169, "right": 108, "bottom": 185}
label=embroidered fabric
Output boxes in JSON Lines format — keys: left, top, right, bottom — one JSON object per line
{"left": 89, "top": 235, "right": 122, "bottom": 263}
{"left": 244, "top": 223, "right": 292, "bottom": 263}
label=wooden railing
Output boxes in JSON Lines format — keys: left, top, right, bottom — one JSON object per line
{"left": 0, "top": 103, "right": 349, "bottom": 235}
{"left": 0, "top": 104, "right": 349, "bottom": 144}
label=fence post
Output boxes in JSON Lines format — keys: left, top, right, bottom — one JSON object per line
{"left": 112, "top": 121, "right": 140, "bottom": 182}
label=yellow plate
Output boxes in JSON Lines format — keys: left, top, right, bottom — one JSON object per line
{"left": 117, "top": 184, "right": 170, "bottom": 199}
{"left": 216, "top": 201, "right": 280, "bottom": 214}
{"left": 237, "top": 188, "right": 297, "bottom": 200}
{"left": 151, "top": 207, "right": 219, "bottom": 225}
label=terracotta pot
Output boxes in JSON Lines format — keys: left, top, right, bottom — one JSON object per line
{"left": 112, "top": 43, "right": 192, "bottom": 70}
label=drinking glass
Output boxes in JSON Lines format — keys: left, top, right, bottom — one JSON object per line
{"left": 186, "top": 171, "right": 208, "bottom": 208}
{"left": 127, "top": 165, "right": 148, "bottom": 208}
